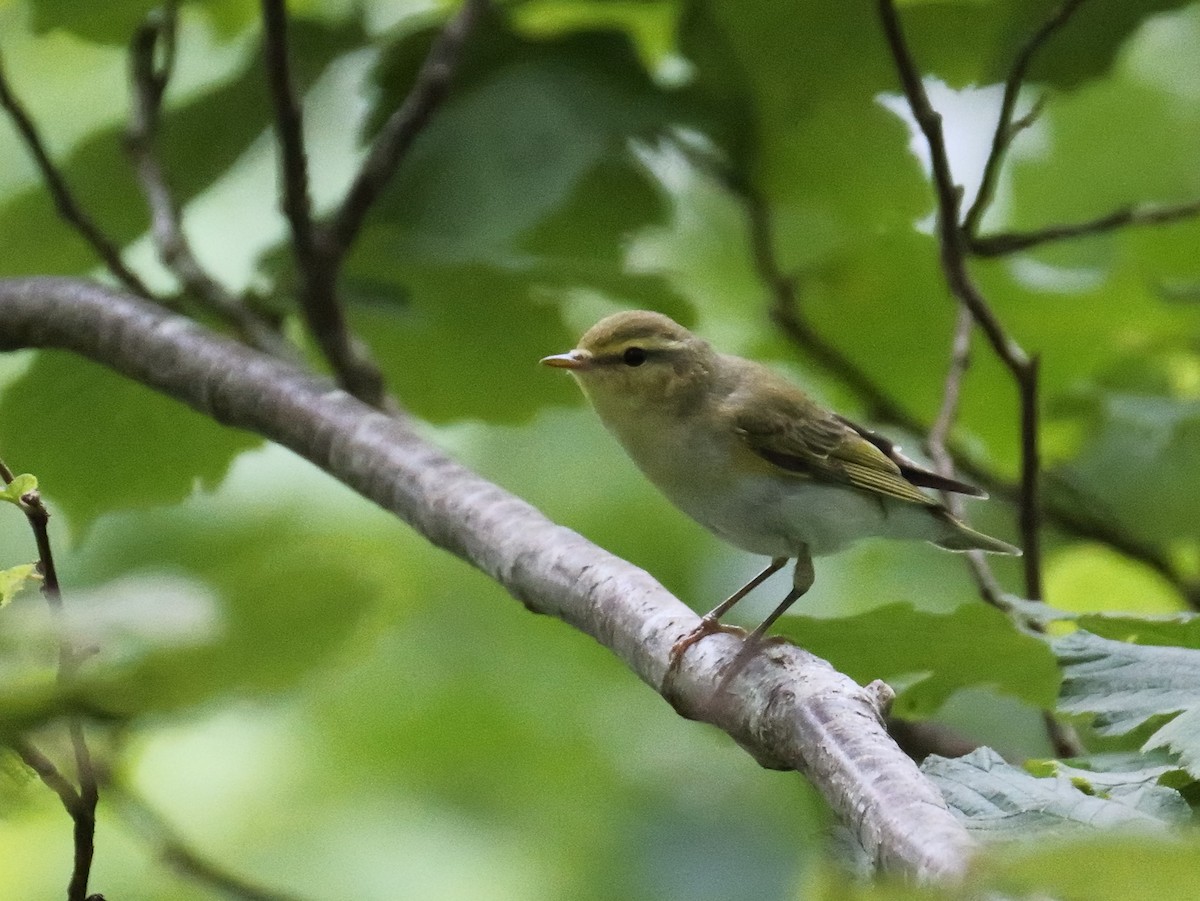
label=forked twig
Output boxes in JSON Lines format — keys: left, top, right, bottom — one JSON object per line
{"left": 126, "top": 4, "right": 294, "bottom": 358}
{"left": 1, "top": 459, "right": 100, "bottom": 900}
{"left": 0, "top": 53, "right": 152, "bottom": 297}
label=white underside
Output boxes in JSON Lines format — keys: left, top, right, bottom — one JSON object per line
{"left": 669, "top": 471, "right": 944, "bottom": 557}
{"left": 597, "top": 400, "right": 945, "bottom": 558}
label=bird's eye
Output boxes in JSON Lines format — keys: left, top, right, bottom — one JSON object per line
{"left": 622, "top": 347, "right": 647, "bottom": 367}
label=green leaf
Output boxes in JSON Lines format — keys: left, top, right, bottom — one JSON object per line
{"left": 1025, "top": 754, "right": 1193, "bottom": 824}
{"left": 0, "top": 473, "right": 37, "bottom": 506}
{"left": 1075, "top": 610, "right": 1200, "bottom": 648}
{"left": 0, "top": 16, "right": 365, "bottom": 281}
{"left": 324, "top": 15, "right": 692, "bottom": 423}
{"left": 778, "top": 602, "right": 1060, "bottom": 716}
{"left": 901, "top": 0, "right": 1197, "bottom": 90}
{"left": 1057, "top": 629, "right": 1200, "bottom": 777}
{"left": 0, "top": 563, "right": 38, "bottom": 607}
{"left": 0, "top": 352, "right": 260, "bottom": 531}
{"left": 1051, "top": 391, "right": 1200, "bottom": 549}
{"left": 980, "top": 834, "right": 1200, "bottom": 901}
{"left": 28, "top": 0, "right": 161, "bottom": 44}
{"left": 60, "top": 510, "right": 389, "bottom": 714}
{"left": 923, "top": 746, "right": 1186, "bottom": 838}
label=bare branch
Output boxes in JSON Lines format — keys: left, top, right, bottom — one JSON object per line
{"left": 1, "top": 462, "right": 100, "bottom": 900}
{"left": 878, "top": 0, "right": 1088, "bottom": 758}
{"left": 12, "top": 738, "right": 82, "bottom": 815}
{"left": 322, "top": 0, "right": 489, "bottom": 258}
{"left": 733, "top": 175, "right": 915, "bottom": 426}
{"left": 0, "top": 52, "right": 152, "bottom": 298}
{"left": 878, "top": 0, "right": 1044, "bottom": 602}
{"left": 0, "top": 276, "right": 976, "bottom": 883}
{"left": 260, "top": 0, "right": 389, "bottom": 408}
{"left": 962, "top": 0, "right": 1087, "bottom": 236}
{"left": 971, "top": 198, "right": 1200, "bottom": 256}
{"left": 125, "top": 6, "right": 295, "bottom": 360}
{"left": 925, "top": 305, "right": 1012, "bottom": 610}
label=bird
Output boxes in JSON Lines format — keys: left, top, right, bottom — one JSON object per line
{"left": 541, "top": 310, "right": 1019, "bottom": 661}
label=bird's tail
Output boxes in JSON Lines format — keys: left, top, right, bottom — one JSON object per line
{"left": 934, "top": 513, "right": 1022, "bottom": 556}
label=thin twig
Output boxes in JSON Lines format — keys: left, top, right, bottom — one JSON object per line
{"left": 736, "top": 174, "right": 914, "bottom": 426}
{"left": 925, "top": 307, "right": 1087, "bottom": 754}
{"left": 925, "top": 305, "right": 1010, "bottom": 610}
{"left": 878, "top": 0, "right": 1044, "bottom": 602}
{"left": 0, "top": 52, "right": 152, "bottom": 298}
{"left": 962, "top": 0, "right": 1087, "bottom": 236}
{"left": 113, "top": 784, "right": 305, "bottom": 901}
{"left": 1, "top": 460, "right": 100, "bottom": 900}
{"left": 125, "top": 5, "right": 294, "bottom": 359}
{"left": 879, "top": 0, "right": 1085, "bottom": 758}
{"left": 971, "top": 198, "right": 1200, "bottom": 256}
{"left": 321, "top": 0, "right": 489, "bottom": 259}
{"left": 12, "top": 738, "right": 83, "bottom": 814}
{"left": 260, "top": 0, "right": 388, "bottom": 407}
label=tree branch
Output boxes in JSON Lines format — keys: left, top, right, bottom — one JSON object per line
{"left": 260, "top": 0, "right": 388, "bottom": 408}
{"left": 925, "top": 304, "right": 1011, "bottom": 610}
{"left": 321, "top": 0, "right": 489, "bottom": 259}
{"left": 970, "top": 198, "right": 1200, "bottom": 256}
{"left": 0, "top": 276, "right": 975, "bottom": 884}
{"left": 125, "top": 5, "right": 294, "bottom": 360}
{"left": 1, "top": 460, "right": 100, "bottom": 900}
{"left": 12, "top": 737, "right": 83, "bottom": 815}
{"left": 0, "top": 51, "right": 152, "bottom": 298}
{"left": 962, "top": 0, "right": 1086, "bottom": 237}
{"left": 878, "top": 0, "right": 1044, "bottom": 602}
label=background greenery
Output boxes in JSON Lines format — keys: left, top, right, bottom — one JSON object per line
{"left": 2, "top": 0, "right": 1200, "bottom": 897}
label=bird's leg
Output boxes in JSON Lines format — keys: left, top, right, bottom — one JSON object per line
{"left": 716, "top": 548, "right": 816, "bottom": 687}
{"left": 745, "top": 547, "right": 814, "bottom": 646}
{"left": 668, "top": 556, "right": 788, "bottom": 665}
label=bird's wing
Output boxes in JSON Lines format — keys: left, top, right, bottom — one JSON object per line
{"left": 832, "top": 414, "right": 987, "bottom": 498}
{"left": 732, "top": 390, "right": 937, "bottom": 507}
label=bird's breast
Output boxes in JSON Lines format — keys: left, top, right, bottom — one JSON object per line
{"left": 598, "top": 406, "right": 940, "bottom": 557}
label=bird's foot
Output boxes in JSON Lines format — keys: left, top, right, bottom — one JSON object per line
{"left": 662, "top": 617, "right": 746, "bottom": 717}
{"left": 668, "top": 617, "right": 746, "bottom": 670}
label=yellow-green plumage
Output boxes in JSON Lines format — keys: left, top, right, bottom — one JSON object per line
{"left": 542, "top": 310, "right": 1018, "bottom": 648}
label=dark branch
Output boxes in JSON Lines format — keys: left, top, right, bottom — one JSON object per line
{"left": 1, "top": 462, "right": 100, "bottom": 901}
{"left": 735, "top": 174, "right": 915, "bottom": 426}
{"left": 322, "top": 0, "right": 489, "bottom": 258}
{"left": 0, "top": 52, "right": 152, "bottom": 298}
{"left": 125, "top": 6, "right": 294, "bottom": 359}
{"left": 971, "top": 198, "right": 1200, "bottom": 256}
{"left": 260, "top": 0, "right": 389, "bottom": 408}
{"left": 879, "top": 0, "right": 1087, "bottom": 757}
{"left": 962, "top": 0, "right": 1087, "bottom": 236}
{"left": 925, "top": 305, "right": 1011, "bottom": 610}
{"left": 878, "top": 0, "right": 1044, "bottom": 602}
{"left": 12, "top": 738, "right": 82, "bottom": 815}
{"left": 0, "top": 276, "right": 976, "bottom": 882}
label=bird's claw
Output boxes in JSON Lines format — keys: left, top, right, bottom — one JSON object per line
{"left": 668, "top": 618, "right": 746, "bottom": 669}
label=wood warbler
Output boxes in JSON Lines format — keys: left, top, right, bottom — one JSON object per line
{"left": 542, "top": 311, "right": 1019, "bottom": 658}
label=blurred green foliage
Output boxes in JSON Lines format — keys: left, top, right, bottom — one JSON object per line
{"left": 2, "top": 0, "right": 1200, "bottom": 897}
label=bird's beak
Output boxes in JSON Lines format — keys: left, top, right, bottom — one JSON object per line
{"left": 540, "top": 349, "right": 593, "bottom": 370}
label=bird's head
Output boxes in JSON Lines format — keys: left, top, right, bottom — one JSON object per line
{"left": 541, "top": 311, "right": 716, "bottom": 417}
